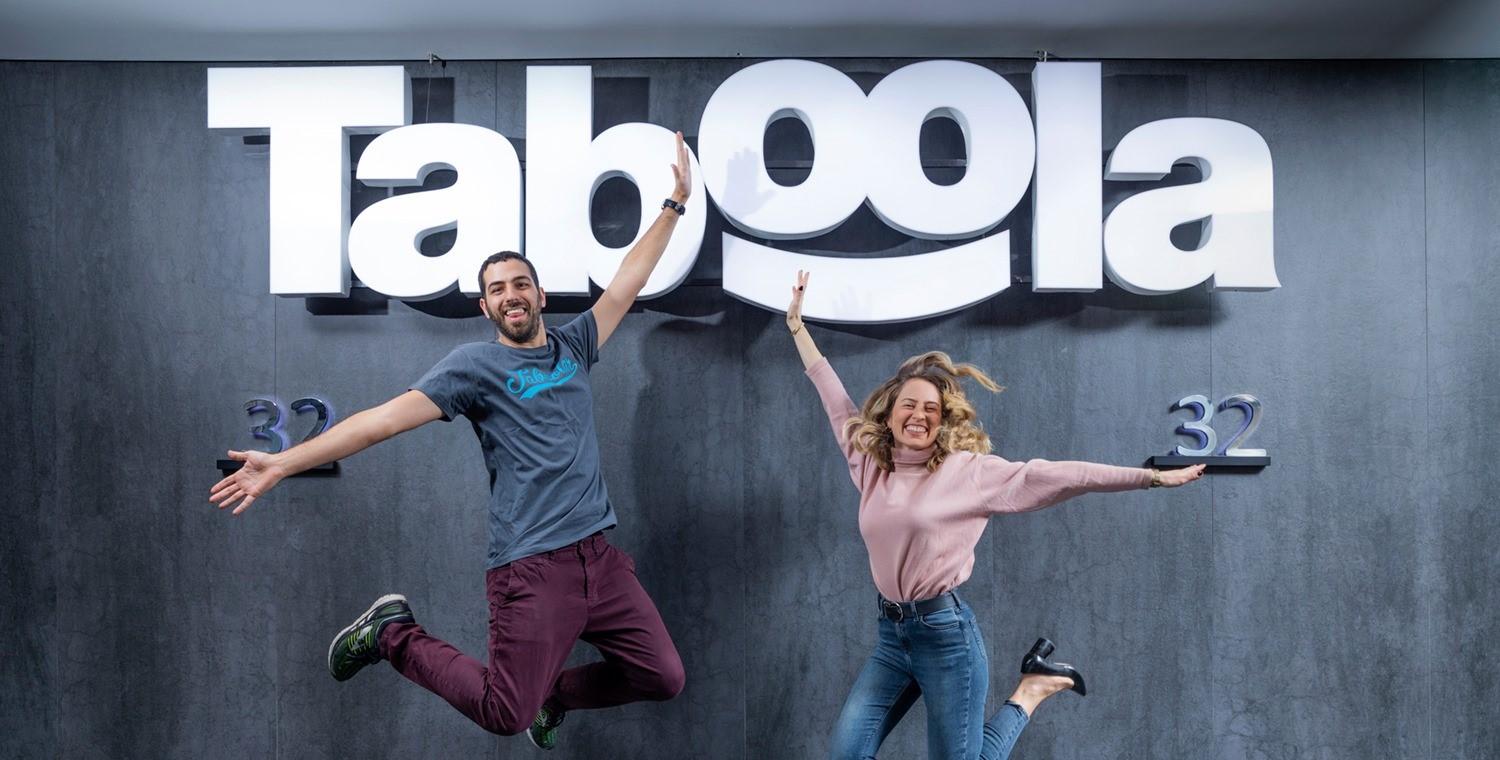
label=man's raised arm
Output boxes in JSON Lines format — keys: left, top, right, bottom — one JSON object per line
{"left": 209, "top": 390, "right": 444, "bottom": 515}
{"left": 592, "top": 131, "right": 692, "bottom": 348}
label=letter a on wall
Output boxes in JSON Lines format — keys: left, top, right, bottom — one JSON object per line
{"left": 1104, "top": 117, "right": 1279, "bottom": 294}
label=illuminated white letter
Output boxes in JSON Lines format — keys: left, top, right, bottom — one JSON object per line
{"left": 346, "top": 124, "right": 521, "bottom": 300}
{"left": 1103, "top": 117, "right": 1278, "bottom": 294}
{"left": 722, "top": 236, "right": 1011, "bottom": 324}
{"left": 698, "top": 60, "right": 869, "bottom": 238}
{"left": 207, "top": 66, "right": 410, "bottom": 296}
{"left": 865, "top": 60, "right": 1033, "bottom": 239}
{"left": 708, "top": 60, "right": 1014, "bottom": 323}
{"left": 525, "top": 67, "right": 705, "bottom": 297}
{"left": 1031, "top": 62, "right": 1103, "bottom": 291}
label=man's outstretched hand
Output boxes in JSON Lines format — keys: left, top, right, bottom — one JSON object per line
{"left": 209, "top": 449, "right": 285, "bottom": 515}
{"left": 669, "top": 131, "right": 691, "bottom": 204}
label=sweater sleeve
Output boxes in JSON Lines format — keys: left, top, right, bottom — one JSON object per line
{"left": 804, "top": 357, "right": 867, "bottom": 486}
{"left": 975, "top": 455, "right": 1152, "bottom": 514}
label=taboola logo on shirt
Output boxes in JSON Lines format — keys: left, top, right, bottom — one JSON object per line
{"left": 506, "top": 358, "right": 579, "bottom": 399}
{"left": 207, "top": 61, "right": 1278, "bottom": 324}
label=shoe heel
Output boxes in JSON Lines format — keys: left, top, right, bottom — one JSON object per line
{"left": 1026, "top": 638, "right": 1055, "bottom": 661}
{"left": 1019, "top": 638, "right": 1087, "bottom": 697}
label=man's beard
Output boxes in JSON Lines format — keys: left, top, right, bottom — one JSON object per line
{"left": 490, "top": 302, "right": 541, "bottom": 343}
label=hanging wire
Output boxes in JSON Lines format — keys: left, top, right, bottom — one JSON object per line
{"left": 422, "top": 52, "right": 447, "bottom": 123}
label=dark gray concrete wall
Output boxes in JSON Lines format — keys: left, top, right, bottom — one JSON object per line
{"left": 1423, "top": 60, "right": 1500, "bottom": 760}
{"left": 2, "top": 58, "right": 1496, "bottom": 759}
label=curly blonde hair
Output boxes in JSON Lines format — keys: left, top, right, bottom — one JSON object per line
{"left": 845, "top": 351, "right": 1003, "bottom": 472}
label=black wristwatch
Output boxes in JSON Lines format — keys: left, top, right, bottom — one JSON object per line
{"left": 661, "top": 198, "right": 686, "bottom": 215}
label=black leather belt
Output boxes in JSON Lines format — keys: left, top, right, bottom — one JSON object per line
{"left": 878, "top": 591, "right": 961, "bottom": 622}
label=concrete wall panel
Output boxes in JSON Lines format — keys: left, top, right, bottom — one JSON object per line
{"left": 1, "top": 58, "right": 1496, "bottom": 759}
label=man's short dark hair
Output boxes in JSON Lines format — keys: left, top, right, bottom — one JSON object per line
{"left": 477, "top": 251, "right": 540, "bottom": 293}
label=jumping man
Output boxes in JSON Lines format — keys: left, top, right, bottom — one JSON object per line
{"left": 210, "top": 132, "right": 696, "bottom": 750}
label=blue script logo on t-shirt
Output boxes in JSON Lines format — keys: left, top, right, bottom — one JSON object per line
{"left": 505, "top": 357, "right": 579, "bottom": 399}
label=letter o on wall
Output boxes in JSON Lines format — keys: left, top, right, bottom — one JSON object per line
{"left": 697, "top": 60, "right": 870, "bottom": 239}
{"left": 864, "top": 60, "right": 1035, "bottom": 240}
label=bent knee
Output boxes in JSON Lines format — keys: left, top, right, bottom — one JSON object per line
{"left": 480, "top": 717, "right": 529, "bottom": 737}
{"left": 644, "top": 659, "right": 686, "bottom": 701}
{"left": 477, "top": 707, "right": 535, "bottom": 736}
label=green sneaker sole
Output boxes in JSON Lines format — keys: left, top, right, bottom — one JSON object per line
{"left": 327, "top": 593, "right": 409, "bottom": 681}
{"left": 527, "top": 707, "right": 564, "bottom": 750}
{"left": 526, "top": 731, "right": 547, "bottom": 751}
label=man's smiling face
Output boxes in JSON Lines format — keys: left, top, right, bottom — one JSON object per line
{"left": 479, "top": 257, "right": 546, "bottom": 345}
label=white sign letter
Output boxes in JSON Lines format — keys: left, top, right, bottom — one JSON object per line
{"left": 1032, "top": 62, "right": 1103, "bottom": 291}
{"left": 708, "top": 60, "right": 1015, "bottom": 323}
{"left": 1104, "top": 117, "right": 1279, "bottom": 294}
{"left": 698, "top": 60, "right": 869, "bottom": 239}
{"left": 525, "top": 67, "right": 705, "bottom": 297}
{"left": 207, "top": 66, "right": 410, "bottom": 296}
{"left": 865, "top": 60, "right": 1033, "bottom": 239}
{"left": 347, "top": 124, "right": 522, "bottom": 300}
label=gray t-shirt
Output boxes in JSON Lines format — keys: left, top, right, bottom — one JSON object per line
{"left": 412, "top": 311, "right": 615, "bottom": 568}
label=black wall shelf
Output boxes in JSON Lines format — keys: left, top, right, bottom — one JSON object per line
{"left": 216, "top": 460, "right": 339, "bottom": 477}
{"left": 1147, "top": 455, "right": 1269, "bottom": 469}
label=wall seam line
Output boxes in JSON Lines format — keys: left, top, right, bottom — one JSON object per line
{"left": 504, "top": 58, "right": 510, "bottom": 760}
{"left": 48, "top": 60, "right": 62, "bottom": 760}
{"left": 272, "top": 93, "right": 281, "bottom": 759}
{"left": 741, "top": 310, "right": 749, "bottom": 759}
{"left": 1420, "top": 59, "right": 1433, "bottom": 760}
{"left": 1203, "top": 63, "right": 1217, "bottom": 760}
{"left": 504, "top": 59, "right": 510, "bottom": 760}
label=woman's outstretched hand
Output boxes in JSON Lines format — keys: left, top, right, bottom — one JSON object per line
{"left": 787, "top": 270, "right": 809, "bottom": 333}
{"left": 1156, "top": 463, "right": 1206, "bottom": 487}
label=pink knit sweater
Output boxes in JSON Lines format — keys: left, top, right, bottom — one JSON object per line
{"left": 807, "top": 358, "right": 1153, "bottom": 602}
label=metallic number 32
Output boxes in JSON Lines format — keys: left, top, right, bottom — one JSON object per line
{"left": 244, "top": 397, "right": 335, "bottom": 454}
{"left": 1172, "top": 394, "right": 1266, "bottom": 457}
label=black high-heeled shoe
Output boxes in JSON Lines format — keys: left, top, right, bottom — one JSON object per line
{"left": 1020, "top": 638, "right": 1087, "bottom": 696}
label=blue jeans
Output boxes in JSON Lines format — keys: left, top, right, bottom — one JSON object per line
{"left": 829, "top": 599, "right": 1028, "bottom": 760}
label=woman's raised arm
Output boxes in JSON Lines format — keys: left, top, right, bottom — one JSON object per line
{"left": 787, "top": 270, "right": 824, "bottom": 370}
{"left": 789, "top": 271, "right": 865, "bottom": 481}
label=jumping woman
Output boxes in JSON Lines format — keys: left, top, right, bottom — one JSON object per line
{"left": 785, "top": 271, "right": 1204, "bottom": 759}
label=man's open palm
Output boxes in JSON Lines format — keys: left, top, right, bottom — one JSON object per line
{"left": 209, "top": 449, "right": 283, "bottom": 515}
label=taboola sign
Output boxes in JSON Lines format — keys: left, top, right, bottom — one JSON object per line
{"left": 207, "top": 61, "right": 1278, "bottom": 323}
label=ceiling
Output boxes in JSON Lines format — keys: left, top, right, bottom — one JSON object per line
{"left": 2, "top": 0, "right": 1498, "bottom": 61}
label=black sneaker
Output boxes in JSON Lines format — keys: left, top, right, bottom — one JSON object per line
{"left": 527, "top": 705, "right": 565, "bottom": 750}
{"left": 327, "top": 594, "right": 414, "bottom": 682}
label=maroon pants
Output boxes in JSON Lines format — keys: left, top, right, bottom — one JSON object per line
{"left": 378, "top": 532, "right": 685, "bottom": 735}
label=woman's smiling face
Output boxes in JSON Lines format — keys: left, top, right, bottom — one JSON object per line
{"left": 889, "top": 378, "right": 941, "bottom": 450}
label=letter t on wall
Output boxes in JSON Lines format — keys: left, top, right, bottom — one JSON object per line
{"left": 207, "top": 67, "right": 411, "bottom": 296}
